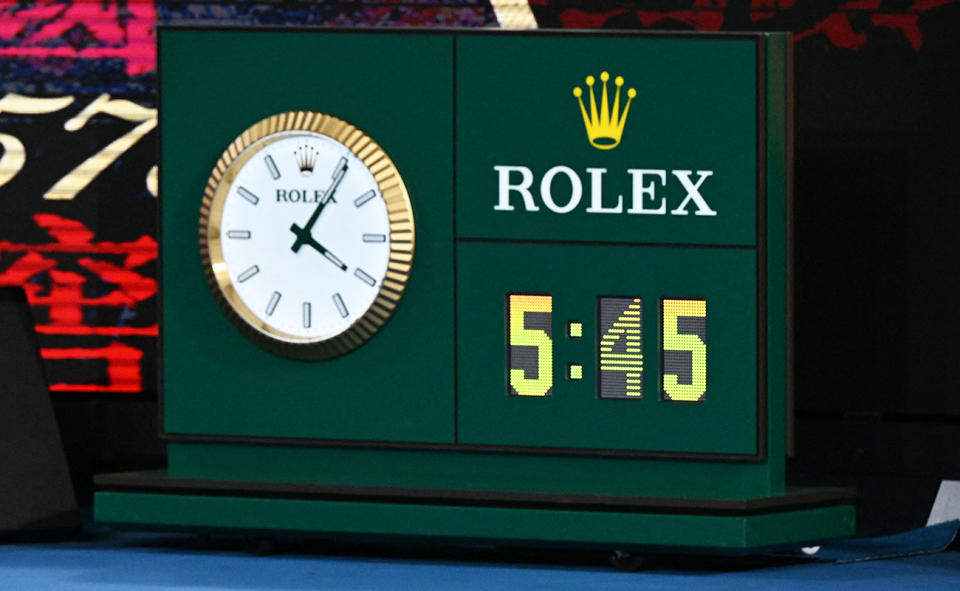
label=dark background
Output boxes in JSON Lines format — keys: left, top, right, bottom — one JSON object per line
{"left": 0, "top": 0, "right": 957, "bottom": 536}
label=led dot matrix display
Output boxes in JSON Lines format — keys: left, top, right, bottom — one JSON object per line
{"left": 661, "top": 298, "right": 707, "bottom": 402}
{"left": 506, "top": 294, "right": 708, "bottom": 402}
{"left": 507, "top": 294, "right": 553, "bottom": 397}
{"left": 599, "top": 297, "right": 644, "bottom": 399}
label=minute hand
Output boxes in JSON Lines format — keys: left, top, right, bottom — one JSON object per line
{"left": 290, "top": 158, "right": 348, "bottom": 253}
{"left": 296, "top": 232, "right": 348, "bottom": 271}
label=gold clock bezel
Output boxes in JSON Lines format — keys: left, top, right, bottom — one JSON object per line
{"left": 199, "top": 111, "right": 415, "bottom": 360}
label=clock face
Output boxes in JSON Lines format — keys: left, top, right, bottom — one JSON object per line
{"left": 200, "top": 112, "right": 414, "bottom": 359}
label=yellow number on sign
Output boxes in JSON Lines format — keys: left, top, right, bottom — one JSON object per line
{"left": 45, "top": 93, "right": 157, "bottom": 200}
{"left": 662, "top": 298, "right": 707, "bottom": 402}
{"left": 508, "top": 294, "right": 553, "bottom": 397}
{"left": 598, "top": 297, "right": 644, "bottom": 398}
{"left": 0, "top": 94, "right": 76, "bottom": 189}
{"left": 0, "top": 92, "right": 157, "bottom": 199}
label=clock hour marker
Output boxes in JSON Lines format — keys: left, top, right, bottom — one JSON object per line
{"left": 362, "top": 233, "right": 386, "bottom": 243}
{"left": 265, "top": 291, "right": 281, "bottom": 316}
{"left": 354, "top": 268, "right": 376, "bottom": 287}
{"left": 302, "top": 302, "right": 311, "bottom": 329}
{"left": 333, "top": 293, "right": 348, "bottom": 318}
{"left": 353, "top": 190, "right": 376, "bottom": 208}
{"left": 237, "top": 265, "right": 259, "bottom": 283}
{"left": 227, "top": 230, "right": 251, "bottom": 239}
{"left": 237, "top": 186, "right": 259, "bottom": 205}
{"left": 265, "top": 155, "right": 281, "bottom": 180}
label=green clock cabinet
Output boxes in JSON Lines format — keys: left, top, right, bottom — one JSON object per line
{"left": 95, "top": 27, "right": 855, "bottom": 553}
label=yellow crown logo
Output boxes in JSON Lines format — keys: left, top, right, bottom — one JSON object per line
{"left": 573, "top": 71, "right": 636, "bottom": 150}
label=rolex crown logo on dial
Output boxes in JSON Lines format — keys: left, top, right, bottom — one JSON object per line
{"left": 199, "top": 111, "right": 415, "bottom": 360}
{"left": 294, "top": 145, "right": 318, "bottom": 176}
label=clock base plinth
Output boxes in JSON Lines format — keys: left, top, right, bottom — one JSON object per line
{"left": 94, "top": 470, "right": 855, "bottom": 553}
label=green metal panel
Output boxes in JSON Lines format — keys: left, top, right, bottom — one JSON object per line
{"left": 456, "top": 35, "right": 758, "bottom": 246}
{"left": 118, "top": 29, "right": 844, "bottom": 551}
{"left": 763, "top": 32, "right": 791, "bottom": 493}
{"left": 456, "top": 241, "right": 758, "bottom": 454}
{"left": 95, "top": 491, "right": 855, "bottom": 550}
{"left": 158, "top": 28, "right": 787, "bottom": 493}
{"left": 160, "top": 30, "right": 456, "bottom": 442}
{"left": 452, "top": 34, "right": 765, "bottom": 456}
{"left": 166, "top": 442, "right": 777, "bottom": 499}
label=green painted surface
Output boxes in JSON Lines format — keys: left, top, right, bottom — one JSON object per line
{"left": 136, "top": 29, "right": 826, "bottom": 544}
{"left": 95, "top": 491, "right": 855, "bottom": 550}
{"left": 160, "top": 30, "right": 455, "bottom": 442}
{"left": 167, "top": 442, "right": 776, "bottom": 499}
{"left": 456, "top": 241, "right": 757, "bottom": 454}
{"left": 746, "top": 505, "right": 856, "bottom": 548}
{"left": 456, "top": 35, "right": 757, "bottom": 246}
{"left": 763, "top": 33, "right": 790, "bottom": 493}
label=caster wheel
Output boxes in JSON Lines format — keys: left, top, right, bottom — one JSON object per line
{"left": 610, "top": 550, "right": 647, "bottom": 572}
{"left": 247, "top": 537, "right": 277, "bottom": 556}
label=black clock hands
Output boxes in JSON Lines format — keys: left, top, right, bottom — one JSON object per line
{"left": 290, "top": 157, "right": 348, "bottom": 260}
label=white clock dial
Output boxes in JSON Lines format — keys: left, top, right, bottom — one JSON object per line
{"left": 219, "top": 132, "right": 390, "bottom": 341}
{"left": 200, "top": 112, "right": 414, "bottom": 359}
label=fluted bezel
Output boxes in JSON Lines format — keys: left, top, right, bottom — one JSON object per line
{"left": 198, "top": 111, "right": 414, "bottom": 360}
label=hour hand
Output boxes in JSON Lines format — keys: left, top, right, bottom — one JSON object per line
{"left": 290, "top": 221, "right": 318, "bottom": 254}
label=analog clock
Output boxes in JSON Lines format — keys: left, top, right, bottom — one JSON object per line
{"left": 199, "top": 111, "right": 414, "bottom": 359}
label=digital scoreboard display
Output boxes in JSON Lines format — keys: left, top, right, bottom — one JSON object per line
{"left": 96, "top": 28, "right": 855, "bottom": 552}
{"left": 508, "top": 295, "right": 707, "bottom": 402}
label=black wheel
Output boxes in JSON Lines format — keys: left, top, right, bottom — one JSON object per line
{"left": 247, "top": 537, "right": 277, "bottom": 556}
{"left": 610, "top": 550, "right": 647, "bottom": 572}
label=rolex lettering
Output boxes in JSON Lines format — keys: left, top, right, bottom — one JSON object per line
{"left": 491, "top": 70, "right": 718, "bottom": 217}
{"left": 493, "top": 166, "right": 716, "bottom": 216}
{"left": 275, "top": 189, "right": 325, "bottom": 203}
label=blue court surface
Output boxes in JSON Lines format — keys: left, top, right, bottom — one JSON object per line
{"left": 2, "top": 528, "right": 960, "bottom": 591}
